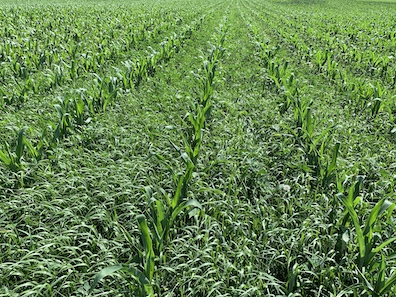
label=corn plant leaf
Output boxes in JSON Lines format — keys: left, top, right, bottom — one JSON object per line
{"left": 136, "top": 214, "right": 155, "bottom": 281}
{"left": 0, "top": 150, "right": 11, "bottom": 166}
{"left": 171, "top": 175, "right": 184, "bottom": 209}
{"left": 144, "top": 248, "right": 155, "bottom": 282}
{"left": 338, "top": 193, "right": 365, "bottom": 264}
{"left": 328, "top": 142, "right": 341, "bottom": 175}
{"left": 155, "top": 199, "right": 165, "bottom": 229}
{"left": 380, "top": 272, "right": 396, "bottom": 295}
{"left": 188, "top": 113, "right": 198, "bottom": 131}
{"left": 169, "top": 199, "right": 202, "bottom": 227}
{"left": 136, "top": 214, "right": 153, "bottom": 256}
{"left": 372, "top": 237, "right": 396, "bottom": 255}
{"left": 89, "top": 264, "right": 124, "bottom": 293}
{"left": 24, "top": 138, "right": 38, "bottom": 159}
{"left": 149, "top": 198, "right": 165, "bottom": 245}
{"left": 374, "top": 253, "right": 386, "bottom": 293}
{"left": 363, "top": 199, "right": 393, "bottom": 237}
{"left": 16, "top": 127, "right": 27, "bottom": 161}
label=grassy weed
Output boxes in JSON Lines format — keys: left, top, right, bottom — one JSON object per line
{"left": 0, "top": 0, "right": 396, "bottom": 296}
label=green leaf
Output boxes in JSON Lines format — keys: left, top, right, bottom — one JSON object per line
{"left": 0, "top": 150, "right": 11, "bottom": 166}
{"left": 306, "top": 107, "right": 313, "bottom": 136}
{"left": 363, "top": 199, "right": 392, "bottom": 237}
{"left": 338, "top": 193, "right": 365, "bottom": 266}
{"left": 24, "top": 138, "right": 38, "bottom": 159}
{"left": 188, "top": 113, "right": 198, "bottom": 131}
{"left": 89, "top": 264, "right": 124, "bottom": 293}
{"left": 136, "top": 214, "right": 155, "bottom": 281}
{"left": 328, "top": 142, "right": 341, "bottom": 175}
{"left": 90, "top": 264, "right": 154, "bottom": 296}
{"left": 374, "top": 253, "right": 386, "bottom": 293}
{"left": 372, "top": 237, "right": 396, "bottom": 255}
{"left": 137, "top": 214, "right": 153, "bottom": 256}
{"left": 16, "top": 127, "right": 27, "bottom": 161}
{"left": 171, "top": 175, "right": 184, "bottom": 208}
{"left": 169, "top": 199, "right": 202, "bottom": 227}
{"left": 149, "top": 198, "right": 165, "bottom": 246}
{"left": 144, "top": 248, "right": 155, "bottom": 282}
{"left": 380, "top": 272, "right": 396, "bottom": 295}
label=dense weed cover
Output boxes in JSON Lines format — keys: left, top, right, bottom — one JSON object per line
{"left": 0, "top": 0, "right": 395, "bottom": 296}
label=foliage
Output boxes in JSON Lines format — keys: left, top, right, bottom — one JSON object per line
{"left": 0, "top": 0, "right": 395, "bottom": 296}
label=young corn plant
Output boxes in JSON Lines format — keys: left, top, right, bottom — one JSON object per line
{"left": 280, "top": 73, "right": 298, "bottom": 113}
{"left": 301, "top": 109, "right": 333, "bottom": 180}
{"left": 90, "top": 214, "right": 156, "bottom": 297}
{"left": 12, "top": 81, "right": 29, "bottom": 106}
{"left": 46, "top": 64, "right": 64, "bottom": 89}
{"left": 52, "top": 97, "right": 73, "bottom": 145}
{"left": 72, "top": 92, "right": 87, "bottom": 127}
{"left": 336, "top": 179, "right": 396, "bottom": 296}
{"left": 133, "top": 58, "right": 148, "bottom": 87}
{"left": 86, "top": 74, "right": 119, "bottom": 114}
{"left": 313, "top": 49, "right": 329, "bottom": 72}
{"left": 286, "top": 97, "right": 340, "bottom": 187}
{"left": 368, "top": 82, "right": 384, "bottom": 118}
{"left": 253, "top": 33, "right": 295, "bottom": 113}
{"left": 0, "top": 127, "right": 38, "bottom": 172}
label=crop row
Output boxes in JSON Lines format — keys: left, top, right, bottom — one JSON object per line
{"left": 244, "top": 0, "right": 396, "bottom": 121}
{"left": 0, "top": 6, "right": 201, "bottom": 108}
{"left": 0, "top": 12, "right": 209, "bottom": 185}
{"left": 241, "top": 2, "right": 396, "bottom": 295}
{"left": 88, "top": 16, "right": 228, "bottom": 297}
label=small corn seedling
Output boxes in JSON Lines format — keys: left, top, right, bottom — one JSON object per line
{"left": 319, "top": 142, "right": 341, "bottom": 188}
{"left": 147, "top": 53, "right": 157, "bottom": 77}
{"left": 258, "top": 43, "right": 279, "bottom": 69}
{"left": 52, "top": 97, "right": 73, "bottom": 145}
{"left": 118, "top": 60, "right": 135, "bottom": 90}
{"left": 279, "top": 72, "right": 298, "bottom": 113}
{"left": 125, "top": 31, "right": 140, "bottom": 50}
{"left": 355, "top": 82, "right": 384, "bottom": 118}
{"left": 46, "top": 64, "right": 64, "bottom": 89}
{"left": 90, "top": 161, "right": 202, "bottom": 295}
{"left": 10, "top": 60, "right": 28, "bottom": 79}
{"left": 67, "top": 58, "right": 79, "bottom": 80}
{"left": 368, "top": 82, "right": 384, "bottom": 118}
{"left": 267, "top": 59, "right": 289, "bottom": 90}
{"left": 12, "top": 80, "right": 29, "bottom": 106}
{"left": 72, "top": 93, "right": 86, "bottom": 127}
{"left": 313, "top": 49, "right": 329, "bottom": 71}
{"left": 326, "top": 56, "right": 339, "bottom": 81}
{"left": 86, "top": 74, "right": 119, "bottom": 114}
{"left": 292, "top": 96, "right": 312, "bottom": 138}
{"left": 158, "top": 35, "right": 177, "bottom": 63}
{"left": 286, "top": 96, "right": 340, "bottom": 187}
{"left": 133, "top": 58, "right": 148, "bottom": 87}
{"left": 31, "top": 51, "right": 47, "bottom": 70}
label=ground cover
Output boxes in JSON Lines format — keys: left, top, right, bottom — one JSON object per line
{"left": 0, "top": 0, "right": 395, "bottom": 296}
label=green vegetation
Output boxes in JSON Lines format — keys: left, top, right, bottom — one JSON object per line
{"left": 0, "top": 0, "right": 395, "bottom": 296}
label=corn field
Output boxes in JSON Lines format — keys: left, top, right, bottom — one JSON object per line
{"left": 0, "top": 0, "right": 395, "bottom": 296}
